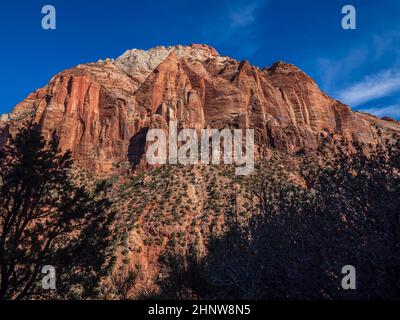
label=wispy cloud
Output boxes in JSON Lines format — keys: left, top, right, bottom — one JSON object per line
{"left": 316, "top": 32, "right": 400, "bottom": 121}
{"left": 372, "top": 32, "right": 400, "bottom": 61}
{"left": 200, "top": 0, "right": 269, "bottom": 56}
{"left": 319, "top": 33, "right": 400, "bottom": 118}
{"left": 359, "top": 104, "right": 400, "bottom": 119}
{"left": 317, "top": 48, "right": 368, "bottom": 91}
{"left": 228, "top": 1, "right": 264, "bottom": 28}
{"left": 337, "top": 68, "right": 400, "bottom": 106}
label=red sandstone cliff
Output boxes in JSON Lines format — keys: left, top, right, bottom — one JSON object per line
{"left": 1, "top": 44, "right": 399, "bottom": 174}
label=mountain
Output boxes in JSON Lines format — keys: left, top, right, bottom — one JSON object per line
{"left": 1, "top": 44, "right": 399, "bottom": 175}
{"left": 2, "top": 44, "right": 400, "bottom": 298}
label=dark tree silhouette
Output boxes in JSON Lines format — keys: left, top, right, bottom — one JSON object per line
{"left": 0, "top": 122, "right": 113, "bottom": 300}
{"left": 153, "top": 134, "right": 400, "bottom": 300}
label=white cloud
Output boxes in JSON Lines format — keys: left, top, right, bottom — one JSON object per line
{"left": 317, "top": 48, "right": 368, "bottom": 91}
{"left": 372, "top": 32, "right": 400, "bottom": 60}
{"left": 337, "top": 68, "right": 400, "bottom": 106}
{"left": 228, "top": 2, "right": 262, "bottom": 28}
{"left": 359, "top": 104, "right": 400, "bottom": 119}
{"left": 200, "top": 0, "right": 268, "bottom": 57}
{"left": 316, "top": 32, "right": 400, "bottom": 94}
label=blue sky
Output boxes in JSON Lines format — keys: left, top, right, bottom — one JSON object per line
{"left": 0, "top": 0, "right": 399, "bottom": 118}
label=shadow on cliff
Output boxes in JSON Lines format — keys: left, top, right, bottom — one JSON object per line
{"left": 128, "top": 127, "right": 149, "bottom": 169}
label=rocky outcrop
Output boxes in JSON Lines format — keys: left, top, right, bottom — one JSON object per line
{"left": 1, "top": 44, "right": 399, "bottom": 174}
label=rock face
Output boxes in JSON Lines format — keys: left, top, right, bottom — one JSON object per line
{"left": 1, "top": 44, "right": 399, "bottom": 174}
